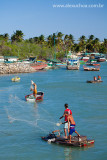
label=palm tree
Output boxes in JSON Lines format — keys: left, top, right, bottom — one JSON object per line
{"left": 47, "top": 35, "right": 52, "bottom": 47}
{"left": 57, "top": 32, "right": 63, "bottom": 40}
{"left": 56, "top": 32, "right": 64, "bottom": 46}
{"left": 99, "top": 39, "right": 107, "bottom": 53}
{"left": 92, "top": 38, "right": 100, "bottom": 52}
{"left": 51, "top": 33, "right": 57, "bottom": 46}
{"left": 39, "top": 34, "right": 45, "bottom": 44}
{"left": 64, "top": 34, "right": 69, "bottom": 42}
{"left": 3, "top": 33, "right": 9, "bottom": 41}
{"left": 104, "top": 39, "right": 107, "bottom": 49}
{"left": 79, "top": 35, "right": 86, "bottom": 42}
{"left": 89, "top": 35, "right": 94, "bottom": 41}
{"left": 34, "top": 37, "right": 39, "bottom": 43}
{"left": 78, "top": 35, "right": 86, "bottom": 52}
{"left": 64, "top": 34, "right": 74, "bottom": 51}
{"left": 69, "top": 34, "right": 74, "bottom": 44}
{"left": 11, "top": 30, "right": 24, "bottom": 42}
{"left": 64, "top": 34, "right": 69, "bottom": 53}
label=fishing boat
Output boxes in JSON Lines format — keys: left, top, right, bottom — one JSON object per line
{"left": 80, "top": 56, "right": 89, "bottom": 62}
{"left": 87, "top": 80, "right": 103, "bottom": 83}
{"left": 11, "top": 76, "right": 20, "bottom": 82}
{"left": 97, "top": 56, "right": 106, "bottom": 62}
{"left": 25, "top": 91, "right": 44, "bottom": 102}
{"left": 83, "top": 65, "right": 100, "bottom": 71}
{"left": 66, "top": 60, "right": 80, "bottom": 70}
{"left": 86, "top": 59, "right": 100, "bottom": 66}
{"left": 42, "top": 130, "right": 94, "bottom": 147}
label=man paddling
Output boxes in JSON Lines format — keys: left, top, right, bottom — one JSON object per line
{"left": 59, "top": 103, "right": 72, "bottom": 138}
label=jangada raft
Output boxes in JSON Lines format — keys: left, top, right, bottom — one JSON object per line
{"left": 25, "top": 91, "right": 44, "bottom": 102}
{"left": 41, "top": 131, "right": 94, "bottom": 147}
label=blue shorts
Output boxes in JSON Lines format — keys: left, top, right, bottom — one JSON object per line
{"left": 69, "top": 124, "right": 75, "bottom": 135}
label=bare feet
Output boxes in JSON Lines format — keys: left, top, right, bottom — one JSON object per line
{"left": 67, "top": 141, "right": 71, "bottom": 144}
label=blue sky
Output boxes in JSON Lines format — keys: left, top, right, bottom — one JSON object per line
{"left": 0, "top": 0, "right": 107, "bottom": 41}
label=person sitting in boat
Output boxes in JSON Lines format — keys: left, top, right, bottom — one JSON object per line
{"left": 97, "top": 75, "right": 101, "bottom": 81}
{"left": 64, "top": 111, "right": 80, "bottom": 143}
{"left": 93, "top": 76, "right": 97, "bottom": 81}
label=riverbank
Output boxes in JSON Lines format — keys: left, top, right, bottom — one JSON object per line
{"left": 0, "top": 63, "right": 36, "bottom": 74}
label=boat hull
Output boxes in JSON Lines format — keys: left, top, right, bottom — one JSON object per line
{"left": 83, "top": 65, "right": 100, "bottom": 71}
{"left": 25, "top": 91, "right": 44, "bottom": 102}
{"left": 97, "top": 58, "right": 106, "bottom": 62}
{"left": 67, "top": 65, "right": 79, "bottom": 70}
{"left": 87, "top": 80, "right": 103, "bottom": 83}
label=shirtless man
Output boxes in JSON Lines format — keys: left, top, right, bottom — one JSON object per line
{"left": 64, "top": 111, "right": 80, "bottom": 143}
{"left": 33, "top": 83, "right": 37, "bottom": 97}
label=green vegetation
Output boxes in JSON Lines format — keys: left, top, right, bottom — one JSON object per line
{"left": 0, "top": 30, "right": 107, "bottom": 60}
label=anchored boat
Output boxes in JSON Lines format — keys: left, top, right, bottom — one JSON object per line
{"left": 83, "top": 65, "right": 100, "bottom": 71}
{"left": 66, "top": 60, "right": 80, "bottom": 70}
{"left": 11, "top": 76, "right": 20, "bottom": 82}
{"left": 25, "top": 91, "right": 44, "bottom": 102}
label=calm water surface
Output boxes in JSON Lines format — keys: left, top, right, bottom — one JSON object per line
{"left": 0, "top": 63, "right": 107, "bottom": 160}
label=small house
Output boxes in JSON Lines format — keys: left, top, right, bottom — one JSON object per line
{"left": 0, "top": 56, "right": 4, "bottom": 62}
{"left": 4, "top": 56, "right": 18, "bottom": 63}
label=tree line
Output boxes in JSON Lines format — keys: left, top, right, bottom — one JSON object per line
{"left": 0, "top": 30, "right": 107, "bottom": 60}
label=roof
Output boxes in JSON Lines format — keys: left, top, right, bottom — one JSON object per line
{"left": 46, "top": 58, "right": 61, "bottom": 63}
{"left": 84, "top": 53, "right": 101, "bottom": 56}
{"left": 4, "top": 56, "right": 18, "bottom": 59}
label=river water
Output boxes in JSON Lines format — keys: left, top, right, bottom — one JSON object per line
{"left": 0, "top": 63, "right": 107, "bottom": 160}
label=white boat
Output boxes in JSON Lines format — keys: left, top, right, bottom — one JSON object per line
{"left": 66, "top": 59, "right": 80, "bottom": 70}
{"left": 25, "top": 91, "right": 44, "bottom": 102}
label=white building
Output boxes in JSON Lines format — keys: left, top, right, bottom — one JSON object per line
{"left": 4, "top": 56, "right": 18, "bottom": 62}
{"left": 0, "top": 56, "right": 4, "bottom": 62}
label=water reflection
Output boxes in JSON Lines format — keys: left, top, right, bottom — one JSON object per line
{"left": 63, "top": 145, "right": 94, "bottom": 160}
{"left": 64, "top": 147, "right": 72, "bottom": 160}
